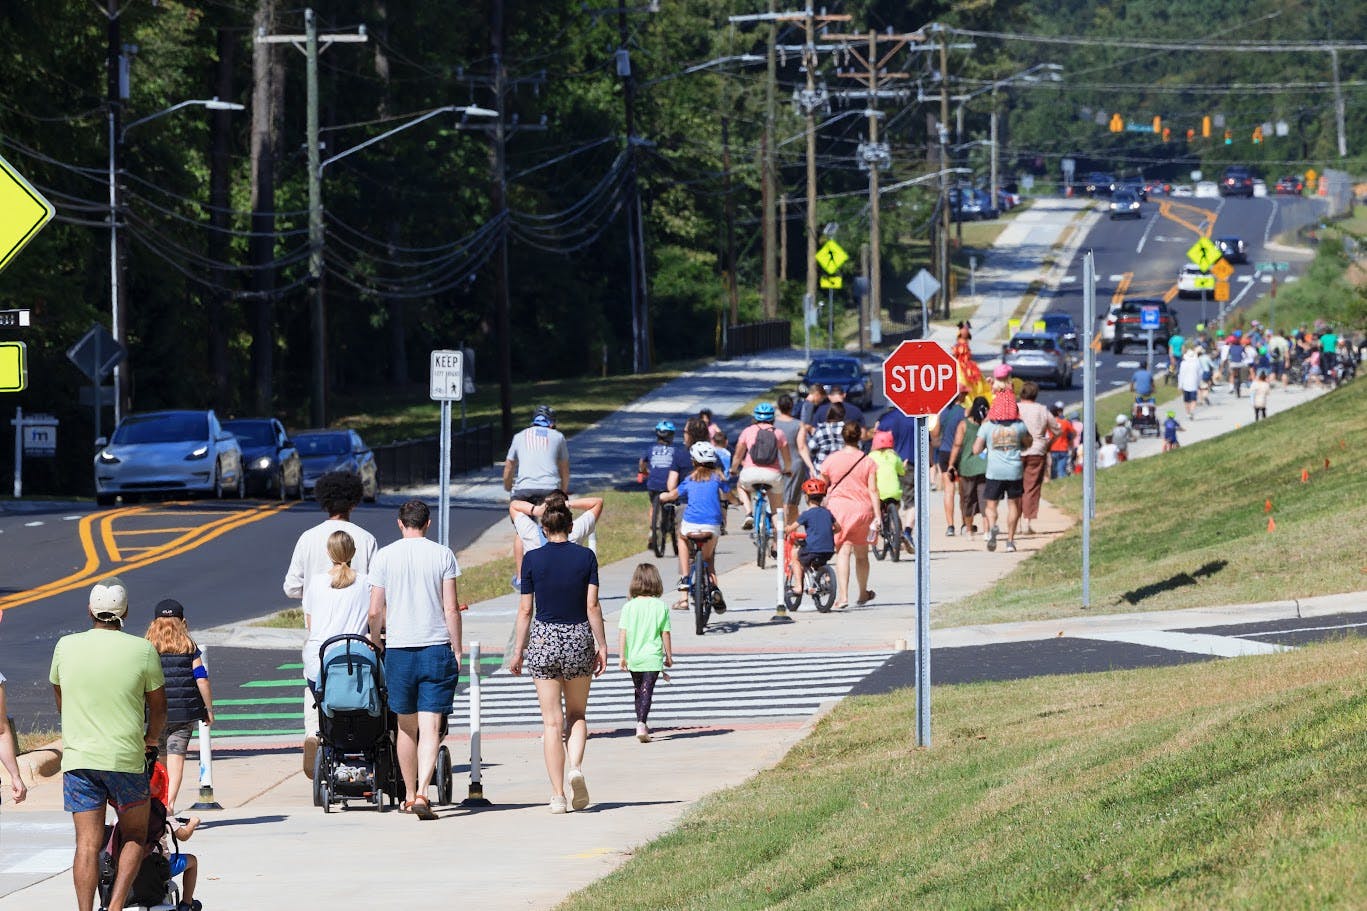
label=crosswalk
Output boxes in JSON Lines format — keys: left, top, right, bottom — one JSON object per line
{"left": 453, "top": 650, "right": 894, "bottom": 728}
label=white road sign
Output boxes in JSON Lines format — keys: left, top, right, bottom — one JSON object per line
{"left": 906, "top": 268, "right": 941, "bottom": 305}
{"left": 429, "top": 349, "right": 465, "bottom": 402}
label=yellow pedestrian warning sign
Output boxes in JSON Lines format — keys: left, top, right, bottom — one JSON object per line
{"left": 0, "top": 154, "right": 55, "bottom": 275}
{"left": 815, "top": 239, "right": 849, "bottom": 275}
{"left": 1210, "top": 258, "right": 1234, "bottom": 282}
{"left": 819, "top": 274, "right": 843, "bottom": 290}
{"left": 0, "top": 341, "right": 27, "bottom": 392}
{"left": 1186, "top": 237, "right": 1222, "bottom": 271}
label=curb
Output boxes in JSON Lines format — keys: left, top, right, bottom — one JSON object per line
{"left": 18, "top": 745, "right": 62, "bottom": 783}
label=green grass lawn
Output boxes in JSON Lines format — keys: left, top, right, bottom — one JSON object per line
{"left": 936, "top": 379, "right": 1367, "bottom": 627}
{"left": 558, "top": 636, "right": 1367, "bottom": 910}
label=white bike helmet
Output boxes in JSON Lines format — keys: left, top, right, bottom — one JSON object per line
{"left": 689, "top": 441, "right": 717, "bottom": 465}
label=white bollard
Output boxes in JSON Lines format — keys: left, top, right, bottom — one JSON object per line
{"left": 189, "top": 646, "right": 222, "bottom": 810}
{"left": 461, "top": 641, "right": 492, "bottom": 806}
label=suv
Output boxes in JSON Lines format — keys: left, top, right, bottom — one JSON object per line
{"left": 1220, "top": 166, "right": 1255, "bottom": 198}
{"left": 1215, "top": 236, "right": 1247, "bottom": 264}
{"left": 1084, "top": 172, "right": 1116, "bottom": 196}
{"left": 1110, "top": 299, "right": 1179, "bottom": 353}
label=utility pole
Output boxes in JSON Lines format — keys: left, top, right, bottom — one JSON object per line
{"left": 990, "top": 87, "right": 1000, "bottom": 212}
{"left": 1329, "top": 48, "right": 1347, "bottom": 158}
{"left": 828, "top": 27, "right": 921, "bottom": 346}
{"left": 761, "top": 0, "right": 778, "bottom": 318}
{"left": 105, "top": 0, "right": 125, "bottom": 424}
{"left": 256, "top": 10, "right": 367, "bottom": 428}
{"left": 939, "top": 30, "right": 952, "bottom": 320}
{"left": 721, "top": 117, "right": 739, "bottom": 326}
{"left": 618, "top": 4, "right": 649, "bottom": 370}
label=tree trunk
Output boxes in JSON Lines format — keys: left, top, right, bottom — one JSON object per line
{"left": 373, "top": 1, "right": 408, "bottom": 385}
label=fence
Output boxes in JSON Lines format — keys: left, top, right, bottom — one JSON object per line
{"left": 372, "top": 423, "right": 496, "bottom": 490}
{"left": 724, "top": 319, "right": 791, "bottom": 358}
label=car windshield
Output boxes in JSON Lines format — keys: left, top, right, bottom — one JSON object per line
{"left": 1010, "top": 337, "right": 1056, "bottom": 352}
{"left": 294, "top": 433, "right": 350, "bottom": 456}
{"left": 223, "top": 421, "right": 274, "bottom": 446}
{"left": 1042, "top": 315, "right": 1072, "bottom": 331}
{"left": 112, "top": 413, "right": 208, "bottom": 445}
{"left": 1113, "top": 191, "right": 1137, "bottom": 202}
{"left": 808, "top": 359, "right": 859, "bottom": 378}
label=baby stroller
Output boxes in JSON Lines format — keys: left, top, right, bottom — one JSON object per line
{"left": 312, "top": 634, "right": 454, "bottom": 812}
{"left": 1131, "top": 397, "right": 1159, "bottom": 437}
{"left": 97, "top": 752, "right": 184, "bottom": 910}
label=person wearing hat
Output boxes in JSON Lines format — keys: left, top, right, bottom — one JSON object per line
{"left": 1162, "top": 410, "right": 1184, "bottom": 452}
{"left": 144, "top": 599, "right": 214, "bottom": 814}
{"left": 731, "top": 402, "right": 792, "bottom": 538}
{"left": 503, "top": 404, "right": 571, "bottom": 587}
{"left": 1112, "top": 413, "right": 1133, "bottom": 462}
{"left": 49, "top": 577, "right": 167, "bottom": 911}
{"left": 1046, "top": 402, "right": 1076, "bottom": 480}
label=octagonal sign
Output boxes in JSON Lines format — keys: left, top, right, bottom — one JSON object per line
{"left": 882, "top": 340, "right": 959, "bottom": 417}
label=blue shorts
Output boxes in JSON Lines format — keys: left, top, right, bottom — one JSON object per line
{"left": 384, "top": 644, "right": 459, "bottom": 715}
{"left": 62, "top": 769, "right": 149, "bottom": 813}
{"left": 170, "top": 853, "right": 189, "bottom": 877}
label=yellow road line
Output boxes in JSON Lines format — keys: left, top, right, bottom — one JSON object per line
{"left": 1111, "top": 271, "right": 1133, "bottom": 305}
{"left": 1163, "top": 285, "right": 1179, "bottom": 303}
{"left": 0, "top": 507, "right": 138, "bottom": 609}
{"left": 1158, "top": 200, "right": 1214, "bottom": 238}
{"left": 113, "top": 527, "right": 199, "bottom": 535}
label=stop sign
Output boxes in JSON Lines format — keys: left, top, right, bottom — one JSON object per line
{"left": 882, "top": 340, "right": 959, "bottom": 417}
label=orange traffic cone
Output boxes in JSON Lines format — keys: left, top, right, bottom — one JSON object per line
{"left": 1301, "top": 468, "right": 1310, "bottom": 483}
{"left": 1267, "top": 517, "right": 1276, "bottom": 533}
{"left": 1264, "top": 498, "right": 1273, "bottom": 513}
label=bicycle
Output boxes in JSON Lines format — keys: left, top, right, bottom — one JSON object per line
{"left": 749, "top": 483, "right": 774, "bottom": 569}
{"left": 684, "top": 532, "right": 724, "bottom": 635}
{"left": 648, "top": 492, "right": 678, "bottom": 558}
{"left": 873, "top": 497, "right": 903, "bottom": 563}
{"left": 782, "top": 531, "right": 837, "bottom": 613}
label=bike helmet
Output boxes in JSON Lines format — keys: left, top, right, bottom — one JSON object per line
{"left": 654, "top": 420, "right": 676, "bottom": 435}
{"left": 689, "top": 441, "right": 717, "bottom": 465}
{"left": 752, "top": 402, "right": 776, "bottom": 422}
{"left": 801, "top": 477, "right": 828, "bottom": 496}
{"left": 532, "top": 404, "right": 556, "bottom": 428}
{"left": 1116, "top": 414, "right": 1128, "bottom": 425}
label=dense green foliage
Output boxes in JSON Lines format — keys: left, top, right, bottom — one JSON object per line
{"left": 0, "top": 1, "right": 1361, "bottom": 493}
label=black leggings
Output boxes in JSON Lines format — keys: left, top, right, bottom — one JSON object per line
{"left": 630, "top": 671, "right": 659, "bottom": 723}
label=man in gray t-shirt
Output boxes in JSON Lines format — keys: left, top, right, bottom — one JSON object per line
{"left": 368, "top": 499, "right": 461, "bottom": 818}
{"left": 502, "top": 405, "right": 571, "bottom": 585}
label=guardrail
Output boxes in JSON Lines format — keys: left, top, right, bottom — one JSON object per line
{"left": 372, "top": 423, "right": 495, "bottom": 490}
{"left": 725, "top": 319, "right": 791, "bottom": 358}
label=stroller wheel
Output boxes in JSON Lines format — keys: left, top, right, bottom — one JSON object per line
{"left": 311, "top": 747, "right": 326, "bottom": 808}
{"left": 435, "top": 746, "right": 453, "bottom": 806}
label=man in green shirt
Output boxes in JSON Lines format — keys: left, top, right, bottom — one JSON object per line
{"left": 50, "top": 577, "right": 167, "bottom": 911}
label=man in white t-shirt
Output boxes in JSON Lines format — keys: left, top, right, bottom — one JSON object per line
{"left": 503, "top": 405, "right": 571, "bottom": 588}
{"left": 283, "top": 472, "right": 378, "bottom": 599}
{"left": 368, "top": 499, "right": 461, "bottom": 819}
{"left": 509, "top": 492, "right": 603, "bottom": 554}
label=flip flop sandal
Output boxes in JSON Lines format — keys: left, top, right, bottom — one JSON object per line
{"left": 412, "top": 796, "right": 438, "bottom": 820}
{"left": 857, "top": 590, "right": 876, "bottom": 605}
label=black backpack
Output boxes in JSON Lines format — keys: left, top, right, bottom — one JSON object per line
{"left": 99, "top": 796, "right": 175, "bottom": 909}
{"left": 749, "top": 426, "right": 779, "bottom": 465}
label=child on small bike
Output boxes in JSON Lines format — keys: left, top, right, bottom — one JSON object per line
{"left": 869, "top": 430, "right": 906, "bottom": 548}
{"left": 638, "top": 420, "right": 689, "bottom": 533}
{"left": 1162, "top": 410, "right": 1183, "bottom": 452}
{"left": 786, "top": 478, "right": 840, "bottom": 596}
{"left": 659, "top": 441, "right": 730, "bottom": 609}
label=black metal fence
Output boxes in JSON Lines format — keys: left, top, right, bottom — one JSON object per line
{"left": 372, "top": 423, "right": 496, "bottom": 490}
{"left": 725, "top": 319, "right": 792, "bottom": 358}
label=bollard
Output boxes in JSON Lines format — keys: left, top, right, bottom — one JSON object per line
{"left": 189, "top": 646, "right": 223, "bottom": 810}
{"left": 771, "top": 518, "right": 793, "bottom": 623}
{"left": 461, "top": 641, "right": 492, "bottom": 807}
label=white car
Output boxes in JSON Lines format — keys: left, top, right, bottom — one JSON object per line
{"left": 1100, "top": 303, "right": 1121, "bottom": 344}
{"left": 1170, "top": 184, "right": 1194, "bottom": 197}
{"left": 1195, "top": 180, "right": 1220, "bottom": 198}
{"left": 1177, "top": 263, "right": 1214, "bottom": 299}
{"left": 1253, "top": 179, "right": 1268, "bottom": 198}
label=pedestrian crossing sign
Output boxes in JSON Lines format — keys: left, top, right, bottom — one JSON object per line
{"left": 815, "top": 239, "right": 849, "bottom": 275}
{"left": 1186, "top": 237, "right": 1222, "bottom": 271}
{"left": 819, "top": 274, "right": 843, "bottom": 290}
{"left": 0, "top": 341, "right": 27, "bottom": 392}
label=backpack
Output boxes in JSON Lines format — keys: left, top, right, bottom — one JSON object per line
{"left": 749, "top": 426, "right": 779, "bottom": 465}
{"left": 99, "top": 796, "right": 175, "bottom": 909}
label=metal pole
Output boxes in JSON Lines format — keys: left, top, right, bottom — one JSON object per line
{"left": 305, "top": 8, "right": 326, "bottom": 428}
{"left": 803, "top": 14, "right": 818, "bottom": 333}
{"left": 866, "top": 31, "right": 881, "bottom": 352}
{"left": 462, "top": 641, "right": 492, "bottom": 805}
{"left": 107, "top": 1, "right": 123, "bottom": 426}
{"left": 938, "top": 33, "right": 952, "bottom": 319}
{"left": 438, "top": 399, "right": 452, "bottom": 548}
{"left": 761, "top": 0, "right": 778, "bottom": 318}
{"left": 772, "top": 514, "right": 789, "bottom": 621}
{"left": 1146, "top": 328, "right": 1154, "bottom": 374}
{"left": 989, "top": 90, "right": 999, "bottom": 209}
{"left": 1330, "top": 48, "right": 1347, "bottom": 158}
{"left": 93, "top": 331, "right": 103, "bottom": 445}
{"left": 827, "top": 286, "right": 834, "bottom": 351}
{"left": 1081, "top": 251, "right": 1096, "bottom": 610}
{"left": 914, "top": 415, "right": 931, "bottom": 747}
{"left": 12, "top": 407, "right": 21, "bottom": 499}
{"left": 803, "top": 293, "right": 811, "bottom": 362}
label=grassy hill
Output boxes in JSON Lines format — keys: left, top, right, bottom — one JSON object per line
{"left": 559, "top": 637, "right": 1367, "bottom": 910}
{"left": 936, "top": 379, "right": 1367, "bottom": 627}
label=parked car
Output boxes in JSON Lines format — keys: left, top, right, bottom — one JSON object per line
{"left": 1194, "top": 181, "right": 1220, "bottom": 199}
{"left": 1084, "top": 172, "right": 1116, "bottom": 196}
{"left": 222, "top": 417, "right": 303, "bottom": 499}
{"left": 797, "top": 355, "right": 873, "bottom": 410}
{"left": 293, "top": 428, "right": 379, "bottom": 502}
{"left": 1003, "top": 332, "right": 1073, "bottom": 389}
{"left": 1177, "top": 264, "right": 1214, "bottom": 299}
{"left": 1215, "top": 236, "right": 1248, "bottom": 264}
{"left": 1220, "top": 166, "right": 1255, "bottom": 198}
{"left": 1252, "top": 179, "right": 1268, "bottom": 198}
{"left": 94, "top": 410, "right": 245, "bottom": 506}
{"left": 1039, "top": 312, "right": 1081, "bottom": 350}
{"left": 1110, "top": 299, "right": 1179, "bottom": 353}
{"left": 1108, "top": 189, "right": 1143, "bottom": 219}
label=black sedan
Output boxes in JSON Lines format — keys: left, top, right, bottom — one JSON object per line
{"left": 292, "top": 428, "right": 379, "bottom": 502}
{"left": 1215, "top": 236, "right": 1248, "bottom": 264}
{"left": 797, "top": 355, "right": 873, "bottom": 410}
{"left": 223, "top": 417, "right": 303, "bottom": 499}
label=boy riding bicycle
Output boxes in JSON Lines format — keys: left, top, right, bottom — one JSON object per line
{"left": 785, "top": 478, "right": 840, "bottom": 595}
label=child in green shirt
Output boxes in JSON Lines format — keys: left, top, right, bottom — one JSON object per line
{"left": 617, "top": 563, "right": 674, "bottom": 742}
{"left": 870, "top": 430, "right": 906, "bottom": 503}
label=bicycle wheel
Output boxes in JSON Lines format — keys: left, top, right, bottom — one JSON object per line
{"left": 692, "top": 552, "right": 711, "bottom": 635}
{"left": 813, "top": 565, "right": 837, "bottom": 613}
{"left": 649, "top": 496, "right": 665, "bottom": 558}
{"left": 873, "top": 504, "right": 890, "bottom": 562}
{"left": 667, "top": 508, "right": 678, "bottom": 556}
{"left": 783, "top": 564, "right": 803, "bottom": 610}
{"left": 886, "top": 503, "right": 903, "bottom": 564}
{"left": 754, "top": 502, "right": 768, "bottom": 569}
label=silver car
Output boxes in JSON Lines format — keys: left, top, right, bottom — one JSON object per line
{"left": 1003, "top": 332, "right": 1073, "bottom": 389}
{"left": 94, "top": 410, "right": 246, "bottom": 506}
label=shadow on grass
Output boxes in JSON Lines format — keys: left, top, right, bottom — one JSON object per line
{"left": 1119, "top": 559, "right": 1228, "bottom": 606}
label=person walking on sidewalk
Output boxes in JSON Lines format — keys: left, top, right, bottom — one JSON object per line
{"left": 774, "top": 394, "right": 807, "bottom": 526}
{"left": 973, "top": 388, "right": 1032, "bottom": 553}
{"left": 931, "top": 391, "right": 966, "bottom": 536}
{"left": 0, "top": 671, "right": 27, "bottom": 806}
{"left": 143, "top": 599, "right": 214, "bottom": 814}
{"left": 283, "top": 471, "right": 377, "bottom": 600}
{"left": 1046, "top": 402, "right": 1075, "bottom": 480}
{"left": 820, "top": 421, "right": 880, "bottom": 610}
{"left": 1015, "top": 382, "right": 1059, "bottom": 535}
{"left": 368, "top": 500, "right": 462, "bottom": 820}
{"left": 504, "top": 404, "right": 571, "bottom": 586}
{"left": 1251, "top": 370, "right": 1272, "bottom": 421}
{"left": 510, "top": 503, "right": 608, "bottom": 813}
{"left": 617, "top": 563, "right": 673, "bottom": 743}
{"left": 49, "top": 578, "right": 167, "bottom": 911}
{"left": 949, "top": 397, "right": 989, "bottom": 537}
{"left": 1178, "top": 348, "right": 1202, "bottom": 420}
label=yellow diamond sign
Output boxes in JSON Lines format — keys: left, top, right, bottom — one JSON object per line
{"left": 0, "top": 341, "right": 26, "bottom": 392}
{"left": 815, "top": 239, "right": 849, "bottom": 275}
{"left": 1186, "top": 237, "right": 1222, "bottom": 271}
{"left": 0, "top": 154, "right": 55, "bottom": 275}
{"left": 1210, "top": 258, "right": 1234, "bottom": 282}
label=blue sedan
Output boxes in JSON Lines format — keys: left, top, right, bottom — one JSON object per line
{"left": 797, "top": 356, "right": 874, "bottom": 410}
{"left": 94, "top": 410, "right": 245, "bottom": 506}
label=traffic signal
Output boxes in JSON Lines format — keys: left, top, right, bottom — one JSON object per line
{"left": 1202, "top": 115, "right": 1212, "bottom": 138}
{"left": 1186, "top": 128, "right": 1195, "bottom": 142}
{"left": 1224, "top": 129, "right": 1232, "bottom": 145}
{"left": 1109, "top": 113, "right": 1124, "bottom": 133}
{"left": 1252, "top": 126, "right": 1264, "bottom": 144}
{"left": 1152, "top": 116, "right": 1162, "bottom": 134}
{"left": 1162, "top": 127, "right": 1171, "bottom": 142}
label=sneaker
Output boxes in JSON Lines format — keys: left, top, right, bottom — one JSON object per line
{"left": 710, "top": 590, "right": 727, "bottom": 614}
{"left": 946, "top": 525, "right": 955, "bottom": 537}
{"left": 568, "top": 769, "right": 590, "bottom": 810}
{"left": 1005, "top": 540, "right": 1017, "bottom": 553}
{"left": 549, "top": 795, "right": 568, "bottom": 814}
{"left": 677, "top": 575, "right": 690, "bottom": 592}
{"left": 742, "top": 516, "right": 754, "bottom": 531}
{"left": 636, "top": 723, "right": 651, "bottom": 743}
{"left": 986, "top": 527, "right": 998, "bottom": 552}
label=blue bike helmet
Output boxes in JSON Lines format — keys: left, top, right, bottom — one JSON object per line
{"left": 655, "top": 420, "right": 675, "bottom": 435}
{"left": 752, "top": 402, "right": 776, "bottom": 422}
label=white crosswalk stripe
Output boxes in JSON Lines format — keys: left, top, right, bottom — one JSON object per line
{"left": 452, "top": 650, "right": 894, "bottom": 727}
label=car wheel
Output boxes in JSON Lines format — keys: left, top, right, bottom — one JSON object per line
{"left": 234, "top": 469, "right": 246, "bottom": 499}
{"left": 213, "top": 464, "right": 225, "bottom": 499}
{"left": 275, "top": 468, "right": 287, "bottom": 501}
{"left": 96, "top": 493, "right": 116, "bottom": 508}
{"left": 1111, "top": 340, "right": 1124, "bottom": 355}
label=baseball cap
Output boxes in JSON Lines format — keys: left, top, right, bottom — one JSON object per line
{"left": 89, "top": 577, "right": 129, "bottom": 621}
{"left": 993, "top": 364, "right": 1012, "bottom": 380}
{"left": 155, "top": 599, "right": 185, "bottom": 620}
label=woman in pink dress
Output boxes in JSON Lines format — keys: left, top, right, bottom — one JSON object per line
{"left": 819, "top": 421, "right": 881, "bottom": 610}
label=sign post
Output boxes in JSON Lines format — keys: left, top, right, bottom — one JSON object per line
{"left": 815, "top": 238, "right": 848, "bottom": 351}
{"left": 881, "top": 339, "right": 959, "bottom": 748}
{"left": 1082, "top": 251, "right": 1097, "bottom": 609}
{"left": 429, "top": 349, "right": 465, "bottom": 549}
{"left": 1140, "top": 304, "right": 1161, "bottom": 373}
